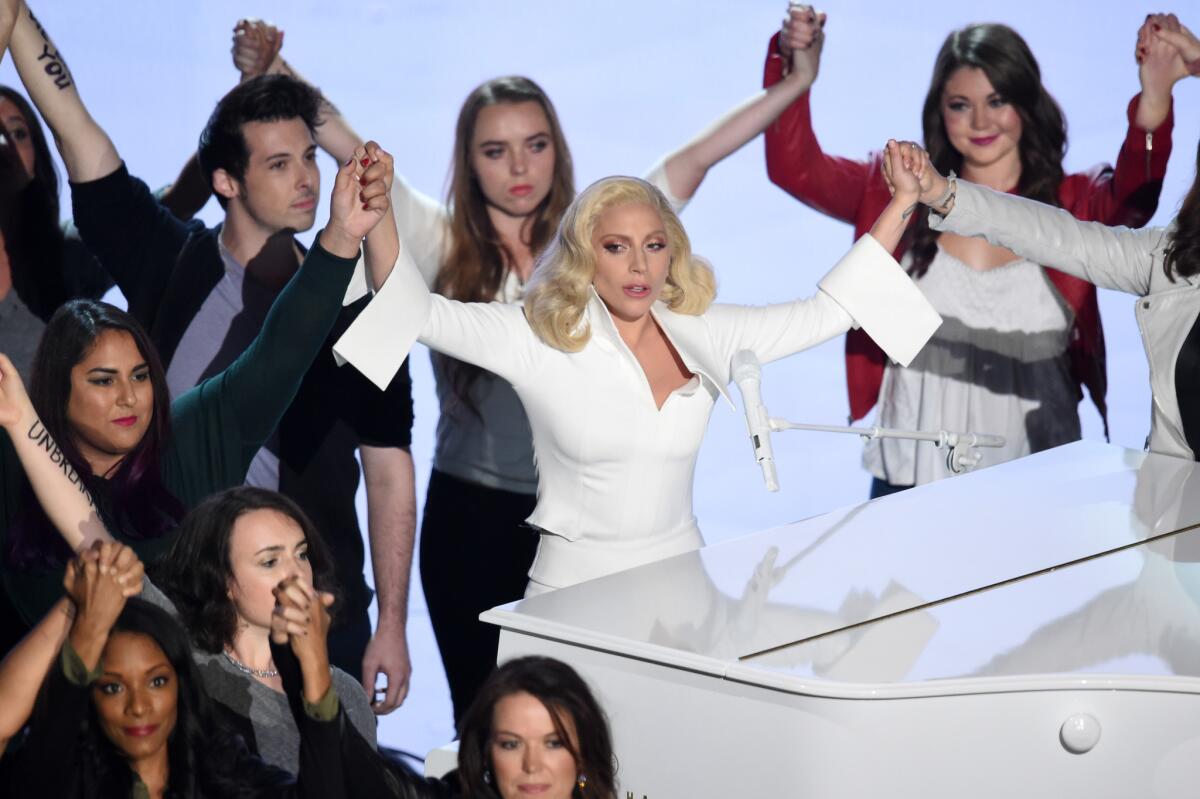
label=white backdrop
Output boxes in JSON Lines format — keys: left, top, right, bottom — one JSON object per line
{"left": 4, "top": 0, "right": 1197, "bottom": 758}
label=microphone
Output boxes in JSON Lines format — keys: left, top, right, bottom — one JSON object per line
{"left": 731, "top": 350, "right": 779, "bottom": 492}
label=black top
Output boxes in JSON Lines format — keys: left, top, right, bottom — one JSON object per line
{"left": 1176, "top": 310, "right": 1200, "bottom": 460}
{"left": 70, "top": 164, "right": 415, "bottom": 618}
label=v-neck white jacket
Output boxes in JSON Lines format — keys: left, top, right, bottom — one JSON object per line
{"left": 336, "top": 235, "right": 939, "bottom": 591}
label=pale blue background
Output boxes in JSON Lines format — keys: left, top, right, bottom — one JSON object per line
{"left": 4, "top": 0, "right": 1197, "bottom": 759}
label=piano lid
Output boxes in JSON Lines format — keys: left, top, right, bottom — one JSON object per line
{"left": 484, "top": 442, "right": 1200, "bottom": 680}
{"left": 733, "top": 524, "right": 1200, "bottom": 697}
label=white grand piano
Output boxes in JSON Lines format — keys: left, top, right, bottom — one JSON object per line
{"left": 481, "top": 441, "right": 1200, "bottom": 798}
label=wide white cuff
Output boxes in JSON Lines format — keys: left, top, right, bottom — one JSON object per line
{"left": 332, "top": 241, "right": 431, "bottom": 389}
{"left": 817, "top": 235, "right": 942, "bottom": 367}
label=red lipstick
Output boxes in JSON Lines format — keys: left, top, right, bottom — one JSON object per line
{"left": 509, "top": 184, "right": 533, "bottom": 197}
{"left": 969, "top": 135, "right": 999, "bottom": 147}
{"left": 113, "top": 416, "right": 138, "bottom": 427}
{"left": 123, "top": 724, "right": 159, "bottom": 738}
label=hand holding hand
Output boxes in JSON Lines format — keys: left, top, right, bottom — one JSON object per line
{"left": 232, "top": 19, "right": 284, "bottom": 80}
{"left": 319, "top": 141, "right": 393, "bottom": 258}
{"left": 881, "top": 140, "right": 925, "bottom": 204}
{"left": 1137, "top": 14, "right": 1190, "bottom": 90}
{"left": 64, "top": 542, "right": 136, "bottom": 667}
{"left": 779, "top": 3, "right": 826, "bottom": 86}
{"left": 1152, "top": 16, "right": 1200, "bottom": 72}
{"left": 0, "top": 353, "right": 35, "bottom": 431}
{"left": 271, "top": 575, "right": 334, "bottom": 703}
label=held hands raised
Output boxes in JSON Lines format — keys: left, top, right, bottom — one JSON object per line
{"left": 778, "top": 3, "right": 826, "bottom": 87}
{"left": 270, "top": 575, "right": 335, "bottom": 703}
{"left": 64, "top": 542, "right": 144, "bottom": 668}
{"left": 318, "top": 141, "right": 394, "bottom": 259}
{"left": 1137, "top": 14, "right": 1195, "bottom": 92}
{"left": 232, "top": 19, "right": 283, "bottom": 81}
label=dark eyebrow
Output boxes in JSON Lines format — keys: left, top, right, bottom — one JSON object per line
{"left": 86, "top": 367, "right": 118, "bottom": 375}
{"left": 525, "top": 131, "right": 551, "bottom": 143}
{"left": 263, "top": 152, "right": 292, "bottom": 162}
{"left": 254, "top": 545, "right": 285, "bottom": 556}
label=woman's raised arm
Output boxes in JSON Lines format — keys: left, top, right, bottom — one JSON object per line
{"left": 6, "top": 0, "right": 120, "bottom": 182}
{"left": 0, "top": 354, "right": 108, "bottom": 552}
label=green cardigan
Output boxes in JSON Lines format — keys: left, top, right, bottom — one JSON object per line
{"left": 0, "top": 240, "right": 360, "bottom": 626}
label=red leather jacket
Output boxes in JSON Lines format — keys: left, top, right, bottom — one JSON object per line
{"left": 762, "top": 33, "right": 1174, "bottom": 428}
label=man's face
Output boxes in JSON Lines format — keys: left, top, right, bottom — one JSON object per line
{"left": 226, "top": 118, "right": 320, "bottom": 235}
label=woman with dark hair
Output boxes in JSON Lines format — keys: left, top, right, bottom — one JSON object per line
{"left": 232, "top": 16, "right": 828, "bottom": 725}
{"left": 897, "top": 20, "right": 1200, "bottom": 461}
{"left": 763, "top": 7, "right": 1190, "bottom": 494}
{"left": 0, "top": 133, "right": 395, "bottom": 651}
{"left": 6, "top": 543, "right": 369, "bottom": 798}
{"left": 147, "top": 487, "right": 378, "bottom": 772}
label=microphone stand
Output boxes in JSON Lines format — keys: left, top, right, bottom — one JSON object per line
{"left": 731, "top": 350, "right": 1005, "bottom": 491}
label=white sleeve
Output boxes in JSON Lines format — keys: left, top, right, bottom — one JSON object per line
{"left": 333, "top": 238, "right": 540, "bottom": 389}
{"left": 706, "top": 235, "right": 942, "bottom": 369}
{"left": 642, "top": 156, "right": 689, "bottom": 215}
{"left": 343, "top": 174, "right": 450, "bottom": 303}
{"left": 930, "top": 180, "right": 1166, "bottom": 298}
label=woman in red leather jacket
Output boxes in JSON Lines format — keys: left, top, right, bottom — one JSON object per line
{"left": 762, "top": 7, "right": 1188, "bottom": 495}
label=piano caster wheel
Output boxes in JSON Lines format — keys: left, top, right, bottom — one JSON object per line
{"left": 1059, "top": 713, "right": 1101, "bottom": 754}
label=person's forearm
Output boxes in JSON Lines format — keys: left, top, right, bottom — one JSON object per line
{"left": 1135, "top": 85, "right": 1174, "bottom": 131}
{"left": 868, "top": 194, "right": 918, "bottom": 254}
{"left": 269, "top": 57, "right": 364, "bottom": 163}
{"left": 663, "top": 70, "right": 813, "bottom": 202}
{"left": 0, "top": 598, "right": 72, "bottom": 743}
{"left": 0, "top": 4, "right": 17, "bottom": 56}
{"left": 158, "top": 152, "right": 211, "bottom": 221}
{"left": 8, "top": 1, "right": 119, "bottom": 181}
{"left": 361, "top": 445, "right": 415, "bottom": 632}
{"left": 4, "top": 413, "right": 108, "bottom": 552}
{"left": 363, "top": 201, "right": 400, "bottom": 292}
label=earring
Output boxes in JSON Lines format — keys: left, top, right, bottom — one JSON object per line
{"left": 577, "top": 774, "right": 588, "bottom": 791}
{"left": 483, "top": 769, "right": 492, "bottom": 785}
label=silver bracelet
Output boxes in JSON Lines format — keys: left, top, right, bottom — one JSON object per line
{"left": 931, "top": 170, "right": 957, "bottom": 213}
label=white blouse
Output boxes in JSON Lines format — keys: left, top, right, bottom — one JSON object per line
{"left": 336, "top": 235, "right": 940, "bottom": 591}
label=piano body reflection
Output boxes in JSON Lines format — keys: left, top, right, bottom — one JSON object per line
{"left": 482, "top": 441, "right": 1200, "bottom": 798}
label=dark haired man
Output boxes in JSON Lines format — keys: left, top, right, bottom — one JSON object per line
{"left": 5, "top": 3, "right": 417, "bottom": 714}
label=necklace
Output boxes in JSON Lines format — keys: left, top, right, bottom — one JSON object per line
{"left": 222, "top": 649, "right": 278, "bottom": 678}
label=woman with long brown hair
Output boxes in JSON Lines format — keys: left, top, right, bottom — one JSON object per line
{"left": 763, "top": 7, "right": 1190, "bottom": 495}
{"left": 231, "top": 18, "right": 827, "bottom": 725}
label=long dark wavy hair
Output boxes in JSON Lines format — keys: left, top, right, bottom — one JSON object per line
{"left": 71, "top": 599, "right": 293, "bottom": 797}
{"left": 435, "top": 76, "right": 575, "bottom": 416}
{"left": 458, "top": 656, "right": 617, "bottom": 799}
{"left": 0, "top": 85, "right": 68, "bottom": 319}
{"left": 7, "top": 301, "right": 182, "bottom": 570}
{"left": 1164, "top": 138, "right": 1200, "bottom": 281}
{"left": 908, "top": 24, "right": 1067, "bottom": 276}
{"left": 152, "top": 487, "right": 340, "bottom": 654}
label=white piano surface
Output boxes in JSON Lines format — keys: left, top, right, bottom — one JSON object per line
{"left": 484, "top": 442, "right": 1200, "bottom": 797}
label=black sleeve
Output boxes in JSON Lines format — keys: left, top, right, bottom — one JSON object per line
{"left": 69, "top": 163, "right": 197, "bottom": 328}
{"left": 271, "top": 641, "right": 453, "bottom": 799}
{"left": 7, "top": 656, "right": 89, "bottom": 798}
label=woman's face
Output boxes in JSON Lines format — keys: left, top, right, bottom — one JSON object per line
{"left": 469, "top": 100, "right": 556, "bottom": 221}
{"left": 93, "top": 632, "right": 179, "bottom": 764}
{"left": 490, "top": 691, "right": 579, "bottom": 799}
{"left": 590, "top": 201, "right": 672, "bottom": 324}
{"left": 67, "top": 329, "right": 154, "bottom": 473}
{"left": 226, "top": 508, "right": 313, "bottom": 632}
{"left": 0, "top": 97, "right": 36, "bottom": 180}
{"left": 940, "top": 66, "right": 1023, "bottom": 174}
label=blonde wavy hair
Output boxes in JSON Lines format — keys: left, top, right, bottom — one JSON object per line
{"left": 524, "top": 176, "right": 716, "bottom": 352}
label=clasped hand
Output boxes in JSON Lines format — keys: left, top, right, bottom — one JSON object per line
{"left": 318, "top": 141, "right": 395, "bottom": 259}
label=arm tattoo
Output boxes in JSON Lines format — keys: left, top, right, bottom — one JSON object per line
{"left": 28, "top": 10, "right": 73, "bottom": 91}
{"left": 27, "top": 421, "right": 94, "bottom": 508}
{"left": 901, "top": 202, "right": 918, "bottom": 221}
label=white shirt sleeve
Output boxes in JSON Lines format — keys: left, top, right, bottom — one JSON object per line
{"left": 333, "top": 236, "right": 540, "bottom": 389}
{"left": 343, "top": 174, "right": 450, "bottom": 303}
{"left": 705, "top": 235, "right": 942, "bottom": 370}
{"left": 642, "top": 156, "right": 689, "bottom": 215}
